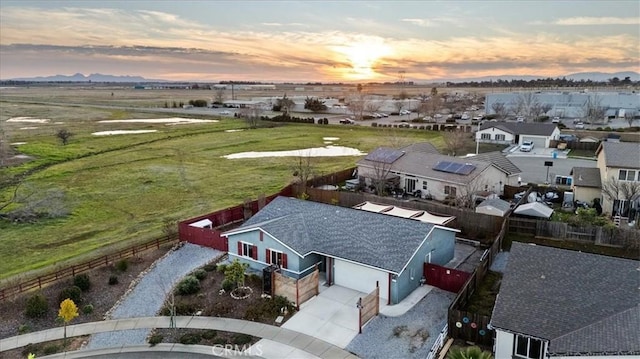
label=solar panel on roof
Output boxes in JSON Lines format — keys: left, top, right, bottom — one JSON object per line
{"left": 364, "top": 148, "right": 405, "bottom": 164}
{"left": 433, "top": 161, "right": 476, "bottom": 175}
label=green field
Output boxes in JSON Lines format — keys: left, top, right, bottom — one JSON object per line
{"left": 0, "top": 100, "right": 443, "bottom": 280}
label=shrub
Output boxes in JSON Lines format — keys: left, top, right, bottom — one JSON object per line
{"left": 174, "top": 303, "right": 197, "bottom": 315}
{"left": 73, "top": 274, "right": 91, "bottom": 291}
{"left": 115, "top": 259, "right": 128, "bottom": 272}
{"left": 210, "top": 302, "right": 233, "bottom": 316}
{"left": 203, "top": 263, "right": 217, "bottom": 272}
{"left": 193, "top": 269, "right": 207, "bottom": 280}
{"left": 149, "top": 334, "right": 163, "bottom": 346}
{"left": 216, "top": 263, "right": 228, "bottom": 273}
{"left": 221, "top": 279, "right": 234, "bottom": 292}
{"left": 211, "top": 337, "right": 227, "bottom": 346}
{"left": 179, "top": 333, "right": 201, "bottom": 345}
{"left": 108, "top": 275, "right": 119, "bottom": 285}
{"left": 176, "top": 275, "right": 200, "bottom": 295}
{"left": 202, "top": 330, "right": 217, "bottom": 340}
{"left": 43, "top": 344, "right": 60, "bottom": 355}
{"left": 25, "top": 293, "right": 48, "bottom": 318}
{"left": 58, "top": 286, "right": 82, "bottom": 305}
{"left": 82, "top": 304, "right": 94, "bottom": 315}
{"left": 18, "top": 324, "right": 31, "bottom": 334}
{"left": 233, "top": 334, "right": 253, "bottom": 346}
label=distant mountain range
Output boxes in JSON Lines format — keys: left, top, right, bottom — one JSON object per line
{"left": 8, "top": 73, "right": 168, "bottom": 83}
{"left": 6, "top": 71, "right": 640, "bottom": 83}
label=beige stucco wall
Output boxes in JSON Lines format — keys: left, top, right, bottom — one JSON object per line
{"left": 572, "top": 186, "right": 601, "bottom": 204}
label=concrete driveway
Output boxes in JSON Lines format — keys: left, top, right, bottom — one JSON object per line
{"left": 250, "top": 285, "right": 365, "bottom": 358}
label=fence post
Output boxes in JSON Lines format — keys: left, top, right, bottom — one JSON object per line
{"left": 375, "top": 281, "right": 379, "bottom": 315}
{"left": 358, "top": 297, "right": 363, "bottom": 334}
{"left": 296, "top": 279, "right": 300, "bottom": 310}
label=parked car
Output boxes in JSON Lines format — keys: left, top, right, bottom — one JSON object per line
{"left": 399, "top": 110, "right": 411, "bottom": 115}
{"left": 520, "top": 140, "right": 534, "bottom": 152}
{"left": 516, "top": 117, "right": 525, "bottom": 123}
{"left": 340, "top": 118, "right": 355, "bottom": 125}
{"left": 552, "top": 116, "right": 561, "bottom": 123}
{"left": 575, "top": 122, "right": 585, "bottom": 129}
{"left": 219, "top": 110, "right": 231, "bottom": 115}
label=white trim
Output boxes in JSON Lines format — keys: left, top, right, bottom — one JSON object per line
{"left": 310, "top": 250, "right": 398, "bottom": 275}
{"left": 227, "top": 253, "right": 296, "bottom": 275}
{"left": 224, "top": 228, "right": 305, "bottom": 257}
{"left": 397, "top": 227, "right": 435, "bottom": 276}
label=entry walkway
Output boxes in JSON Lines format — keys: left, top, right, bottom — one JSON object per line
{"left": 0, "top": 316, "right": 357, "bottom": 359}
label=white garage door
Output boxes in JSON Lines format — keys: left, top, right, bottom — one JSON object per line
{"left": 522, "top": 136, "right": 546, "bottom": 149}
{"left": 333, "top": 258, "right": 389, "bottom": 301}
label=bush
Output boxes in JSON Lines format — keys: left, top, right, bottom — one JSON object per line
{"left": 216, "top": 263, "right": 228, "bottom": 273}
{"left": 58, "top": 286, "right": 82, "bottom": 305}
{"left": 211, "top": 337, "right": 227, "bottom": 346}
{"left": 193, "top": 269, "right": 207, "bottom": 280}
{"left": 149, "top": 334, "right": 163, "bottom": 346}
{"left": 179, "top": 333, "right": 201, "bottom": 345}
{"left": 233, "top": 334, "right": 253, "bottom": 346}
{"left": 202, "top": 330, "right": 217, "bottom": 340}
{"left": 43, "top": 344, "right": 60, "bottom": 355}
{"left": 115, "top": 259, "right": 128, "bottom": 272}
{"left": 18, "top": 324, "right": 31, "bottom": 334}
{"left": 82, "top": 304, "right": 94, "bottom": 315}
{"left": 73, "top": 274, "right": 91, "bottom": 291}
{"left": 203, "top": 263, "right": 217, "bottom": 272}
{"left": 108, "top": 275, "right": 119, "bottom": 285}
{"left": 176, "top": 275, "right": 200, "bottom": 295}
{"left": 25, "top": 293, "right": 48, "bottom": 318}
{"left": 221, "top": 279, "right": 234, "bottom": 292}
{"left": 244, "top": 295, "right": 296, "bottom": 322}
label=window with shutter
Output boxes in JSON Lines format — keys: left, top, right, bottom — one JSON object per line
{"left": 266, "top": 249, "right": 271, "bottom": 264}
{"left": 281, "top": 253, "right": 288, "bottom": 269}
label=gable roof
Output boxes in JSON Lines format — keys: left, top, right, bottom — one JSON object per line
{"left": 466, "top": 151, "right": 521, "bottom": 175}
{"left": 225, "top": 196, "right": 444, "bottom": 274}
{"left": 358, "top": 150, "right": 493, "bottom": 185}
{"left": 491, "top": 243, "right": 640, "bottom": 355}
{"left": 570, "top": 167, "right": 602, "bottom": 188}
{"left": 479, "top": 121, "right": 558, "bottom": 136}
{"left": 596, "top": 141, "right": 640, "bottom": 169}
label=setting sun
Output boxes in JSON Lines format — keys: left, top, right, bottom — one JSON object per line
{"left": 333, "top": 40, "right": 392, "bottom": 81}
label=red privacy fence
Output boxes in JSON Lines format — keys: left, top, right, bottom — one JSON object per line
{"left": 424, "top": 263, "right": 471, "bottom": 293}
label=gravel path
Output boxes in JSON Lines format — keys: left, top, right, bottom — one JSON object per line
{"left": 490, "top": 251, "right": 509, "bottom": 273}
{"left": 346, "top": 288, "right": 455, "bottom": 359}
{"left": 85, "top": 243, "right": 223, "bottom": 350}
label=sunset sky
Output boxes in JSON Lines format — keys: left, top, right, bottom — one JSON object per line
{"left": 1, "top": 1, "right": 638, "bottom": 82}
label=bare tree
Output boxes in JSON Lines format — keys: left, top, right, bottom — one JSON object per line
{"left": 291, "top": 154, "right": 314, "bottom": 193}
{"left": 455, "top": 179, "right": 489, "bottom": 209}
{"left": 624, "top": 109, "right": 638, "bottom": 128}
{"left": 582, "top": 94, "right": 607, "bottom": 123}
{"left": 601, "top": 177, "right": 640, "bottom": 216}
{"left": 541, "top": 103, "right": 553, "bottom": 117}
{"left": 213, "top": 88, "right": 225, "bottom": 104}
{"left": 56, "top": 129, "right": 73, "bottom": 146}
{"left": 370, "top": 160, "right": 393, "bottom": 196}
{"left": 491, "top": 102, "right": 508, "bottom": 120}
{"left": 511, "top": 92, "right": 541, "bottom": 120}
{"left": 442, "top": 129, "right": 471, "bottom": 156}
{"left": 239, "top": 105, "right": 264, "bottom": 129}
{"left": 393, "top": 100, "right": 405, "bottom": 114}
{"left": 364, "top": 99, "right": 383, "bottom": 115}
{"left": 0, "top": 181, "right": 68, "bottom": 222}
{"left": 346, "top": 92, "right": 369, "bottom": 121}
{"left": 381, "top": 127, "right": 412, "bottom": 149}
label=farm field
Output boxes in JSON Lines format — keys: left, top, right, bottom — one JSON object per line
{"left": 0, "top": 93, "right": 444, "bottom": 281}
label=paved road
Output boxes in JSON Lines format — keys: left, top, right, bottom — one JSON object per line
{"left": 507, "top": 156, "right": 597, "bottom": 185}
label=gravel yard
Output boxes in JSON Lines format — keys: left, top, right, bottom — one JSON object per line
{"left": 85, "top": 243, "right": 223, "bottom": 350}
{"left": 346, "top": 288, "right": 455, "bottom": 359}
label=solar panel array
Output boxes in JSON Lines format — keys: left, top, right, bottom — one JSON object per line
{"left": 364, "top": 148, "right": 405, "bottom": 164}
{"left": 433, "top": 161, "right": 476, "bottom": 175}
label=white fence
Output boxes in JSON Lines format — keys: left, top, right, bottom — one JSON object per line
{"left": 426, "top": 323, "right": 448, "bottom": 359}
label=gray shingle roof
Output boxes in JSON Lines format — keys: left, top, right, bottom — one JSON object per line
{"left": 358, "top": 151, "right": 492, "bottom": 185}
{"left": 570, "top": 167, "right": 602, "bottom": 188}
{"left": 399, "top": 142, "right": 440, "bottom": 154}
{"left": 597, "top": 142, "right": 640, "bottom": 169}
{"left": 227, "top": 196, "right": 437, "bottom": 273}
{"left": 479, "top": 121, "right": 558, "bottom": 136}
{"left": 491, "top": 243, "right": 640, "bottom": 355}
{"left": 468, "top": 151, "right": 521, "bottom": 175}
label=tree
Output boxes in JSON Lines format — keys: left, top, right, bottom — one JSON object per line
{"left": 58, "top": 298, "right": 79, "bottom": 346}
{"left": 0, "top": 181, "right": 68, "bottom": 222}
{"left": 370, "top": 159, "right": 393, "bottom": 196}
{"left": 582, "top": 94, "right": 607, "bottom": 123}
{"left": 442, "top": 129, "right": 470, "bottom": 156}
{"left": 239, "top": 105, "right": 264, "bottom": 129}
{"left": 56, "top": 129, "right": 73, "bottom": 145}
{"left": 346, "top": 92, "right": 370, "bottom": 121}
{"left": 291, "top": 154, "right": 314, "bottom": 193}
{"left": 273, "top": 94, "right": 295, "bottom": 114}
{"left": 303, "top": 97, "right": 327, "bottom": 112}
{"left": 213, "top": 88, "right": 225, "bottom": 104}
{"left": 393, "top": 100, "right": 406, "bottom": 114}
{"left": 624, "top": 109, "right": 638, "bottom": 128}
{"left": 490, "top": 101, "right": 508, "bottom": 120}
{"left": 447, "top": 346, "right": 493, "bottom": 359}
{"left": 224, "top": 259, "right": 249, "bottom": 289}
{"left": 601, "top": 177, "right": 640, "bottom": 216}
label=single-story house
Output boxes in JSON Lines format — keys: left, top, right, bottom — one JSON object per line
{"left": 596, "top": 141, "right": 640, "bottom": 218}
{"left": 570, "top": 167, "right": 602, "bottom": 205}
{"left": 356, "top": 144, "right": 520, "bottom": 201}
{"left": 476, "top": 122, "right": 561, "bottom": 148}
{"left": 491, "top": 242, "right": 639, "bottom": 358}
{"left": 475, "top": 198, "right": 511, "bottom": 217}
{"left": 223, "top": 196, "right": 458, "bottom": 304}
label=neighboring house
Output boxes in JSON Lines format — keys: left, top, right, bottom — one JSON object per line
{"left": 595, "top": 141, "right": 640, "bottom": 217}
{"left": 465, "top": 151, "right": 522, "bottom": 188}
{"left": 356, "top": 144, "right": 521, "bottom": 201}
{"left": 475, "top": 198, "right": 511, "bottom": 217}
{"left": 223, "top": 196, "right": 457, "bottom": 305}
{"left": 491, "top": 242, "right": 639, "bottom": 358}
{"left": 476, "top": 122, "right": 560, "bottom": 149}
{"left": 570, "top": 167, "right": 602, "bottom": 204}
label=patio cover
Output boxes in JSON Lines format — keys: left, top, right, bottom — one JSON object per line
{"left": 384, "top": 206, "right": 424, "bottom": 219}
{"left": 189, "top": 219, "right": 213, "bottom": 228}
{"left": 353, "top": 201, "right": 393, "bottom": 213}
{"left": 514, "top": 202, "right": 554, "bottom": 219}
{"left": 412, "top": 212, "right": 455, "bottom": 225}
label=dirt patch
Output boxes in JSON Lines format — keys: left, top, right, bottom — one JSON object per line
{"left": 0, "top": 247, "right": 170, "bottom": 358}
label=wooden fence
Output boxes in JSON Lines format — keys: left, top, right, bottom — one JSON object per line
{"left": 358, "top": 283, "right": 380, "bottom": 333}
{"left": 0, "top": 235, "right": 177, "bottom": 301}
{"left": 508, "top": 217, "right": 640, "bottom": 249}
{"left": 549, "top": 140, "right": 600, "bottom": 151}
{"left": 273, "top": 268, "right": 319, "bottom": 309}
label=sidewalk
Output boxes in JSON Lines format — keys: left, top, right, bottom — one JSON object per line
{"left": 0, "top": 316, "right": 357, "bottom": 359}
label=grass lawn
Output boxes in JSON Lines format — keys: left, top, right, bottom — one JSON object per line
{"left": 567, "top": 149, "right": 596, "bottom": 158}
{"left": 1, "top": 101, "right": 443, "bottom": 280}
